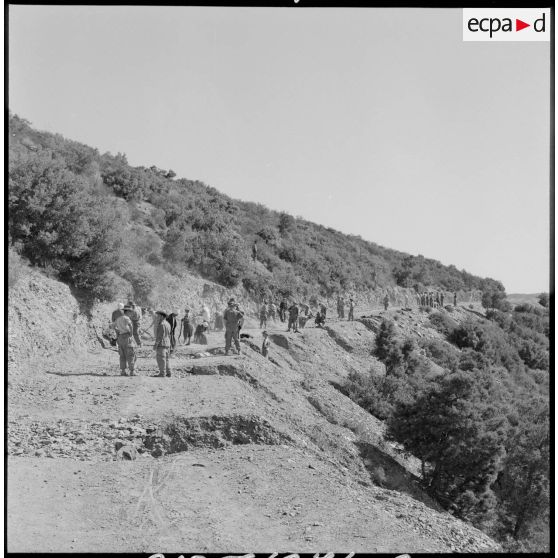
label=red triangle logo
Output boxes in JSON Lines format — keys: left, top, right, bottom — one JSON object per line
{"left": 516, "top": 19, "right": 530, "bottom": 31}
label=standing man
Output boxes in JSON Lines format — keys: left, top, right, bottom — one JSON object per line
{"left": 128, "top": 300, "right": 143, "bottom": 347}
{"left": 348, "top": 298, "right": 355, "bottom": 321}
{"left": 179, "top": 308, "right": 194, "bottom": 345}
{"left": 269, "top": 301, "right": 277, "bottom": 322}
{"left": 261, "top": 331, "right": 270, "bottom": 359}
{"left": 435, "top": 292, "right": 441, "bottom": 308}
{"left": 383, "top": 294, "right": 389, "bottom": 311}
{"left": 279, "top": 299, "right": 288, "bottom": 323}
{"left": 287, "top": 302, "right": 299, "bottom": 333}
{"left": 453, "top": 292, "right": 458, "bottom": 307}
{"left": 259, "top": 303, "right": 268, "bottom": 329}
{"left": 153, "top": 311, "right": 171, "bottom": 377}
{"left": 252, "top": 240, "right": 258, "bottom": 263}
{"left": 320, "top": 302, "right": 327, "bottom": 322}
{"left": 111, "top": 305, "right": 137, "bottom": 377}
{"left": 224, "top": 298, "right": 243, "bottom": 356}
{"left": 440, "top": 292, "right": 445, "bottom": 307}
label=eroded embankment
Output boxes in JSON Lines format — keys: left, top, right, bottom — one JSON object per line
{"left": 8, "top": 413, "right": 291, "bottom": 461}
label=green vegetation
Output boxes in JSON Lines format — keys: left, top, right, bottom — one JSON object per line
{"left": 343, "top": 305, "right": 549, "bottom": 550}
{"left": 9, "top": 113, "right": 506, "bottom": 303}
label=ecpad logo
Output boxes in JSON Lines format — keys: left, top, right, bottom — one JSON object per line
{"left": 463, "top": 9, "right": 550, "bottom": 41}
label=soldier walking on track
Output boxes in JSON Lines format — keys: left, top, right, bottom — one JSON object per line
{"left": 287, "top": 302, "right": 299, "bottom": 333}
{"left": 348, "top": 298, "right": 355, "bottom": 321}
{"left": 154, "top": 311, "right": 171, "bottom": 377}
{"left": 111, "top": 305, "right": 137, "bottom": 377}
{"left": 279, "top": 299, "right": 288, "bottom": 322}
{"left": 259, "top": 303, "right": 268, "bottom": 329}
{"left": 261, "top": 330, "right": 270, "bottom": 358}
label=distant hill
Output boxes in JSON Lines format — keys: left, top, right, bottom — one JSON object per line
{"left": 507, "top": 293, "right": 544, "bottom": 307}
{"left": 8, "top": 113, "right": 506, "bottom": 304}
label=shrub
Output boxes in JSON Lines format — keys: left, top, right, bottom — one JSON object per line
{"left": 420, "top": 338, "right": 460, "bottom": 372}
{"left": 428, "top": 311, "right": 458, "bottom": 336}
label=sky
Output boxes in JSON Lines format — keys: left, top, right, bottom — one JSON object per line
{"left": 9, "top": 6, "right": 551, "bottom": 293}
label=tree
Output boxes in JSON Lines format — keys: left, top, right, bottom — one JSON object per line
{"left": 495, "top": 396, "right": 549, "bottom": 542}
{"left": 482, "top": 289, "right": 510, "bottom": 312}
{"left": 278, "top": 212, "right": 295, "bottom": 236}
{"left": 9, "top": 152, "right": 124, "bottom": 298}
{"left": 537, "top": 293, "right": 549, "bottom": 308}
{"left": 387, "top": 370, "right": 508, "bottom": 524}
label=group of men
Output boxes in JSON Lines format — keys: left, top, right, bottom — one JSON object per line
{"left": 108, "top": 301, "right": 219, "bottom": 377}
{"left": 417, "top": 291, "right": 455, "bottom": 308}
{"left": 107, "top": 286, "right": 463, "bottom": 377}
{"left": 257, "top": 298, "right": 330, "bottom": 333}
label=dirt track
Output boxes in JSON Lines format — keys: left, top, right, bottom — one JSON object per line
{"left": 8, "top": 306, "right": 499, "bottom": 553}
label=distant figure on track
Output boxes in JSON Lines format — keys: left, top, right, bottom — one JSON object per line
{"left": 261, "top": 330, "right": 270, "bottom": 359}
{"left": 279, "top": 299, "right": 288, "bottom": 322}
{"left": 383, "top": 294, "right": 389, "bottom": 311}
{"left": 287, "top": 302, "right": 299, "bottom": 333}
{"left": 348, "top": 298, "right": 355, "bottom": 321}
{"left": 269, "top": 301, "right": 277, "bottom": 322}
{"left": 179, "top": 309, "right": 194, "bottom": 345}
{"left": 154, "top": 311, "right": 171, "bottom": 378}
{"left": 259, "top": 303, "right": 268, "bottom": 329}
{"left": 440, "top": 292, "right": 444, "bottom": 307}
{"left": 110, "top": 305, "right": 137, "bottom": 377}
{"left": 454, "top": 292, "right": 458, "bottom": 306}
{"left": 337, "top": 296, "right": 345, "bottom": 319}
{"left": 252, "top": 240, "right": 258, "bottom": 262}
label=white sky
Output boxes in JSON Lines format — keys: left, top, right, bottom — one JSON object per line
{"left": 9, "top": 6, "right": 551, "bottom": 293}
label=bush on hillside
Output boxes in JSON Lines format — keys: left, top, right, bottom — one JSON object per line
{"left": 428, "top": 311, "right": 458, "bottom": 336}
{"left": 9, "top": 152, "right": 124, "bottom": 300}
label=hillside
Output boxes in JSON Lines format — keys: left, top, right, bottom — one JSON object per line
{"left": 8, "top": 113, "right": 505, "bottom": 308}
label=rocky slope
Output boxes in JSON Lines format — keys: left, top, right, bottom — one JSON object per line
{"left": 7, "top": 270, "right": 498, "bottom": 553}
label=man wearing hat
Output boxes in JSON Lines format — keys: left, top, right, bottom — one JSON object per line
{"left": 223, "top": 298, "right": 243, "bottom": 355}
{"left": 110, "top": 305, "right": 137, "bottom": 376}
{"left": 153, "top": 311, "right": 172, "bottom": 377}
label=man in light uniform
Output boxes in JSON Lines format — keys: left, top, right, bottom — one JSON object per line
{"left": 111, "top": 305, "right": 137, "bottom": 376}
{"left": 224, "top": 298, "right": 243, "bottom": 355}
{"left": 154, "top": 311, "right": 172, "bottom": 377}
